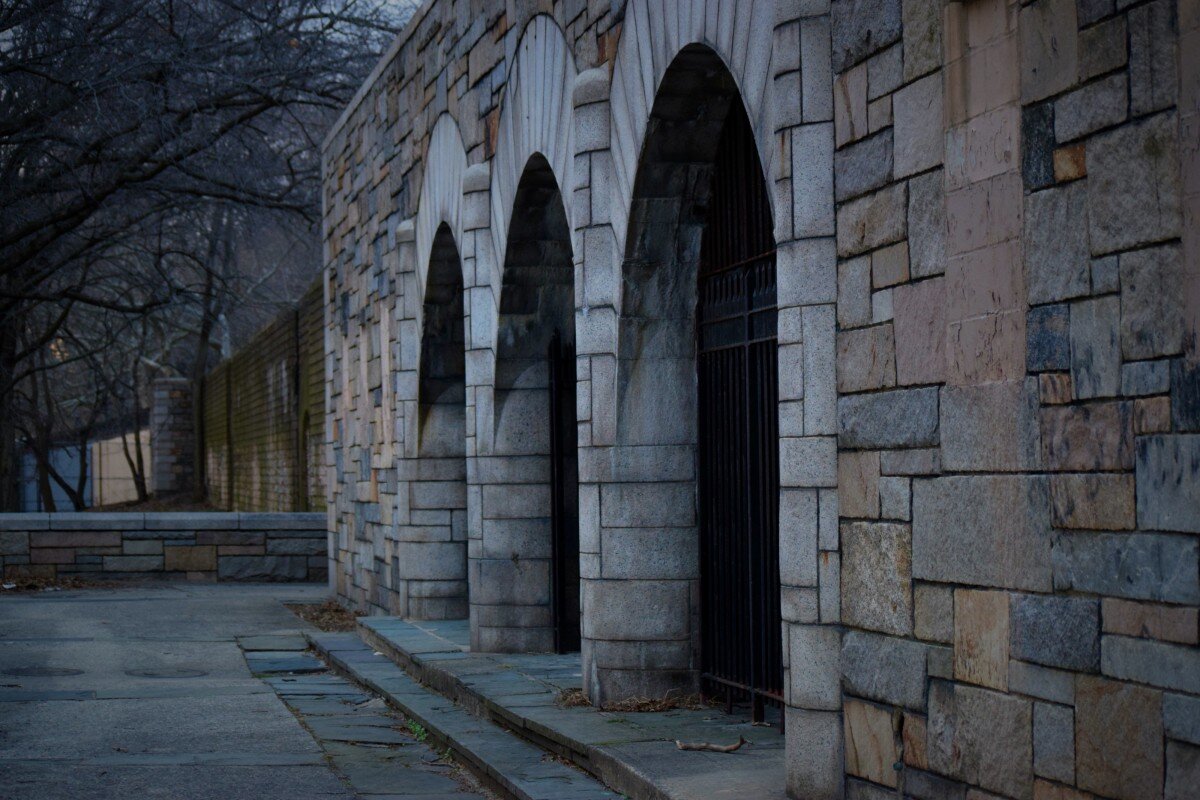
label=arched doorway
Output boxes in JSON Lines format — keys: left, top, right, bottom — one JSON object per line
{"left": 615, "top": 44, "right": 781, "bottom": 720}
{"left": 486, "top": 154, "right": 578, "bottom": 653}
{"left": 412, "top": 223, "right": 468, "bottom": 618}
{"left": 696, "top": 96, "right": 781, "bottom": 722}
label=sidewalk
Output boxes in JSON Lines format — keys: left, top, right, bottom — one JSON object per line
{"left": 315, "top": 617, "right": 788, "bottom": 800}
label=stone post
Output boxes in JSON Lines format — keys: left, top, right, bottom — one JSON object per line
{"left": 150, "top": 377, "right": 195, "bottom": 496}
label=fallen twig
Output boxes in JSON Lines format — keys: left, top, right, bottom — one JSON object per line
{"left": 675, "top": 736, "right": 747, "bottom": 753}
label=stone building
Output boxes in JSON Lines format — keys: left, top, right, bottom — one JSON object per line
{"left": 322, "top": 0, "right": 1199, "bottom": 797}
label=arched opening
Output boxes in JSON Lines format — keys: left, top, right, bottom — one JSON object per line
{"left": 411, "top": 223, "right": 468, "bottom": 616}
{"left": 616, "top": 44, "right": 781, "bottom": 720}
{"left": 482, "top": 154, "right": 577, "bottom": 653}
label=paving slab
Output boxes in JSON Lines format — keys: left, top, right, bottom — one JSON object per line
{"left": 243, "top": 638, "right": 494, "bottom": 799}
{"left": 341, "top": 617, "right": 788, "bottom": 800}
{"left": 309, "top": 632, "right": 622, "bottom": 800}
{"left": 0, "top": 583, "right": 352, "bottom": 800}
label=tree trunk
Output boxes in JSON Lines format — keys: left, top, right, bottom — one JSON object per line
{"left": 189, "top": 208, "right": 227, "bottom": 502}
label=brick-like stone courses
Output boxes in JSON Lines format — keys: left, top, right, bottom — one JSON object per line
{"left": 0, "top": 513, "right": 326, "bottom": 582}
{"left": 322, "top": 0, "right": 567, "bottom": 620}
{"left": 833, "top": 0, "right": 1200, "bottom": 798}
{"left": 325, "top": 0, "right": 1197, "bottom": 797}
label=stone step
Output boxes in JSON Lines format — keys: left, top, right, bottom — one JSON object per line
{"left": 306, "top": 631, "right": 621, "bottom": 800}
{"left": 242, "top": 633, "right": 486, "bottom": 799}
{"left": 327, "top": 617, "right": 787, "bottom": 800}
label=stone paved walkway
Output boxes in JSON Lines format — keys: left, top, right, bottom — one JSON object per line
{"left": 243, "top": 634, "right": 488, "bottom": 800}
{"left": 336, "top": 618, "right": 788, "bottom": 800}
{"left": 0, "top": 584, "right": 486, "bottom": 799}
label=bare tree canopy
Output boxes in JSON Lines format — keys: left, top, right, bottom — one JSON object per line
{"left": 0, "top": 0, "right": 412, "bottom": 509}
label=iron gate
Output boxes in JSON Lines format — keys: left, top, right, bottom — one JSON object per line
{"left": 696, "top": 103, "right": 782, "bottom": 723}
{"left": 548, "top": 330, "right": 581, "bottom": 653}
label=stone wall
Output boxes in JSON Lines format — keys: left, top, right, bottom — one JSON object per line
{"left": 323, "top": 0, "right": 1199, "bottom": 797}
{"left": 0, "top": 512, "right": 327, "bottom": 582}
{"left": 830, "top": 1, "right": 1199, "bottom": 799}
{"left": 149, "top": 377, "right": 194, "bottom": 495}
{"left": 201, "top": 280, "right": 326, "bottom": 512}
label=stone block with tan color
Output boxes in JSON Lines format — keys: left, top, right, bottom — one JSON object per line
{"left": 1075, "top": 677, "right": 1163, "bottom": 800}
{"left": 953, "top": 589, "right": 1009, "bottom": 690}
{"left": 844, "top": 698, "right": 898, "bottom": 787}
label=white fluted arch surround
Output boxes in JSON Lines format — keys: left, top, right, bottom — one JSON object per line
{"left": 608, "top": 0, "right": 776, "bottom": 263}
{"left": 415, "top": 113, "right": 469, "bottom": 299}
{"left": 488, "top": 13, "right": 577, "bottom": 306}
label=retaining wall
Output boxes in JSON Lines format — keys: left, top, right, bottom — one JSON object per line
{"left": 0, "top": 512, "right": 327, "bottom": 582}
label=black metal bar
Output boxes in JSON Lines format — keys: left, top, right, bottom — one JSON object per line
{"left": 548, "top": 330, "right": 563, "bottom": 654}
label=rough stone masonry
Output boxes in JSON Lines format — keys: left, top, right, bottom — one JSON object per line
{"left": 321, "top": 0, "right": 1200, "bottom": 797}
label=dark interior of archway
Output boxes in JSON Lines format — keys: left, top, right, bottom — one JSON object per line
{"left": 497, "top": 154, "right": 578, "bottom": 653}
{"left": 621, "top": 44, "right": 782, "bottom": 722}
{"left": 696, "top": 97, "right": 781, "bottom": 725}
{"left": 497, "top": 154, "right": 574, "bottom": 385}
{"left": 419, "top": 224, "right": 466, "bottom": 458}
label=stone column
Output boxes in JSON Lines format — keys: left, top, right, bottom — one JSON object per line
{"left": 149, "top": 377, "right": 195, "bottom": 496}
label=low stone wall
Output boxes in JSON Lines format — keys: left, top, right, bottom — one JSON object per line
{"left": 0, "top": 512, "right": 327, "bottom": 582}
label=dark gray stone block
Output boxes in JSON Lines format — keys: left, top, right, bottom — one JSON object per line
{"left": 838, "top": 387, "right": 938, "bottom": 449}
{"left": 218, "top": 556, "right": 308, "bottom": 581}
{"left": 239, "top": 512, "right": 326, "bottom": 530}
{"left": 1027, "top": 304, "right": 1070, "bottom": 372}
{"left": 1010, "top": 594, "right": 1100, "bottom": 671}
{"left": 840, "top": 630, "right": 927, "bottom": 710}
{"left": 831, "top": 0, "right": 903, "bottom": 72}
{"left": 834, "top": 130, "right": 893, "bottom": 202}
{"left": 0, "top": 514, "right": 49, "bottom": 531}
{"left": 1164, "top": 694, "right": 1200, "bottom": 745}
{"left": 1076, "top": 0, "right": 1114, "bottom": 25}
{"left": 1171, "top": 358, "right": 1200, "bottom": 432}
{"left": 1136, "top": 435, "right": 1200, "bottom": 532}
{"left": 144, "top": 512, "right": 239, "bottom": 530}
{"left": 1026, "top": 184, "right": 1090, "bottom": 304}
{"left": 1022, "top": 103, "right": 1055, "bottom": 191}
{"left": 1034, "top": 702, "right": 1075, "bottom": 784}
{"left": 1102, "top": 635, "right": 1200, "bottom": 694}
{"left": 1122, "top": 359, "right": 1170, "bottom": 396}
{"left": 1052, "top": 532, "right": 1200, "bottom": 603}
{"left": 266, "top": 538, "right": 325, "bottom": 556}
{"left": 1070, "top": 295, "right": 1121, "bottom": 399}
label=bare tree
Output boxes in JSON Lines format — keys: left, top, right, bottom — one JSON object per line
{"left": 0, "top": 0, "right": 413, "bottom": 508}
